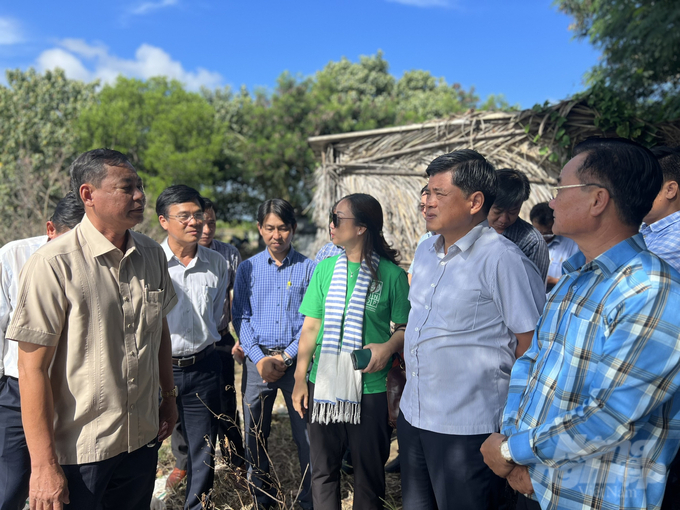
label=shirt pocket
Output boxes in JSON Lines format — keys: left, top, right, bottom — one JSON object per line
{"left": 143, "top": 288, "right": 163, "bottom": 334}
{"left": 287, "top": 284, "right": 305, "bottom": 314}
{"left": 434, "top": 290, "right": 480, "bottom": 331}
{"left": 200, "top": 284, "right": 220, "bottom": 318}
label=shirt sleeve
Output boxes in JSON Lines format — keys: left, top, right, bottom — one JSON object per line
{"left": 507, "top": 287, "right": 680, "bottom": 467}
{"left": 284, "top": 258, "right": 317, "bottom": 359}
{"left": 6, "top": 254, "right": 67, "bottom": 347}
{"left": 159, "top": 252, "right": 177, "bottom": 317}
{"left": 389, "top": 267, "right": 411, "bottom": 324}
{"left": 492, "top": 248, "right": 545, "bottom": 335}
{"left": 231, "top": 261, "right": 264, "bottom": 364}
{"left": 299, "top": 260, "right": 326, "bottom": 320}
{"left": 213, "top": 257, "right": 230, "bottom": 329}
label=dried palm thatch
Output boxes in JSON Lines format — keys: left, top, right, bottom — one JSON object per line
{"left": 308, "top": 97, "right": 680, "bottom": 266}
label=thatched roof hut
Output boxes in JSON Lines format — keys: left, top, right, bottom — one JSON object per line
{"left": 308, "top": 98, "right": 680, "bottom": 266}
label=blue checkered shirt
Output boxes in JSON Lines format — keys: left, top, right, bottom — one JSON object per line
{"left": 232, "top": 247, "right": 316, "bottom": 365}
{"left": 314, "top": 242, "right": 344, "bottom": 263}
{"left": 641, "top": 210, "right": 680, "bottom": 273}
{"left": 502, "top": 234, "right": 680, "bottom": 510}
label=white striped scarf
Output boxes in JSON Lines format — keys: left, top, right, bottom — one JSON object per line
{"left": 312, "top": 251, "right": 380, "bottom": 424}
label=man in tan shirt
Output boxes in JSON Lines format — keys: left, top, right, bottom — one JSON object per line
{"left": 7, "top": 149, "right": 178, "bottom": 510}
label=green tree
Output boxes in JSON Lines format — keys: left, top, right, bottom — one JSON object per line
{"left": 77, "top": 76, "right": 221, "bottom": 198}
{"left": 556, "top": 0, "right": 680, "bottom": 119}
{"left": 0, "top": 68, "right": 96, "bottom": 244}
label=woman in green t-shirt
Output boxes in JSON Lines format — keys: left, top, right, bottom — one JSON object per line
{"left": 293, "top": 193, "right": 410, "bottom": 510}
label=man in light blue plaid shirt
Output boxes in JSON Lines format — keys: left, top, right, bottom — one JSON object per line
{"left": 481, "top": 138, "right": 680, "bottom": 510}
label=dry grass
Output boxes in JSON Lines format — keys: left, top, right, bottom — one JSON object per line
{"left": 157, "top": 364, "right": 402, "bottom": 510}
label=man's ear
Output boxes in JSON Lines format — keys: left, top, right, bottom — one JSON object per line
{"left": 469, "top": 191, "right": 485, "bottom": 215}
{"left": 158, "top": 215, "right": 169, "bottom": 232}
{"left": 665, "top": 181, "right": 679, "bottom": 201}
{"left": 46, "top": 221, "right": 58, "bottom": 240}
{"left": 80, "top": 184, "right": 95, "bottom": 207}
{"left": 590, "top": 187, "right": 611, "bottom": 217}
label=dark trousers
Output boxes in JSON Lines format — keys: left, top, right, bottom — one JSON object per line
{"left": 0, "top": 376, "right": 30, "bottom": 510}
{"left": 173, "top": 349, "right": 221, "bottom": 510}
{"left": 62, "top": 438, "right": 159, "bottom": 509}
{"left": 663, "top": 450, "right": 680, "bottom": 510}
{"left": 398, "top": 412, "right": 506, "bottom": 510}
{"left": 172, "top": 333, "right": 245, "bottom": 470}
{"left": 307, "top": 382, "right": 391, "bottom": 510}
{"left": 242, "top": 357, "right": 312, "bottom": 509}
{"left": 516, "top": 493, "right": 541, "bottom": 510}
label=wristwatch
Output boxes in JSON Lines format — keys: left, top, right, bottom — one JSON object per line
{"left": 162, "top": 385, "right": 178, "bottom": 399}
{"left": 281, "top": 352, "right": 294, "bottom": 368}
{"left": 500, "top": 439, "right": 515, "bottom": 464}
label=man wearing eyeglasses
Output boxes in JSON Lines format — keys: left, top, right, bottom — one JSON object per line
{"left": 157, "top": 185, "right": 229, "bottom": 510}
{"left": 481, "top": 138, "right": 680, "bottom": 510}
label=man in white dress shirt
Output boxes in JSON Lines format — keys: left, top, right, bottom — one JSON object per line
{"left": 157, "top": 185, "right": 229, "bottom": 510}
{"left": 0, "top": 192, "right": 84, "bottom": 510}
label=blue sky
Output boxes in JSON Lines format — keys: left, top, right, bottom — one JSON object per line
{"left": 0, "top": 0, "right": 601, "bottom": 108}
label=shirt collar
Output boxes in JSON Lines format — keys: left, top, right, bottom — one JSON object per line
{"left": 161, "top": 238, "right": 206, "bottom": 266}
{"left": 80, "top": 214, "right": 136, "bottom": 258}
{"left": 266, "top": 245, "right": 297, "bottom": 266}
{"left": 431, "top": 220, "right": 488, "bottom": 257}
{"left": 640, "top": 210, "right": 680, "bottom": 234}
{"left": 563, "top": 233, "right": 646, "bottom": 277}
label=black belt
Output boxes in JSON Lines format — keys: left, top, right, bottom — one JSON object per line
{"left": 172, "top": 344, "right": 215, "bottom": 368}
{"left": 259, "top": 346, "right": 286, "bottom": 356}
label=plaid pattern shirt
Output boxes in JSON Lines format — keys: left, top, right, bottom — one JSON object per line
{"left": 232, "top": 246, "right": 316, "bottom": 365}
{"left": 641, "top": 210, "right": 680, "bottom": 273}
{"left": 502, "top": 234, "right": 680, "bottom": 510}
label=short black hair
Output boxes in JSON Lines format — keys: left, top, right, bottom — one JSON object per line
{"left": 493, "top": 169, "right": 531, "bottom": 210}
{"left": 651, "top": 146, "right": 680, "bottom": 184}
{"left": 203, "top": 198, "right": 215, "bottom": 212}
{"left": 70, "top": 149, "right": 134, "bottom": 201}
{"left": 573, "top": 137, "right": 663, "bottom": 227}
{"left": 155, "top": 185, "right": 205, "bottom": 218}
{"left": 257, "top": 199, "right": 297, "bottom": 228}
{"left": 420, "top": 185, "right": 429, "bottom": 195}
{"left": 51, "top": 191, "right": 85, "bottom": 233}
{"left": 529, "top": 202, "right": 553, "bottom": 226}
{"left": 425, "top": 149, "right": 497, "bottom": 214}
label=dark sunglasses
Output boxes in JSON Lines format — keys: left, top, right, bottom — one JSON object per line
{"left": 329, "top": 211, "right": 356, "bottom": 226}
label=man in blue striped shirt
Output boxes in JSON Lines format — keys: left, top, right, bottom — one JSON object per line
{"left": 233, "top": 199, "right": 315, "bottom": 510}
{"left": 481, "top": 138, "right": 680, "bottom": 510}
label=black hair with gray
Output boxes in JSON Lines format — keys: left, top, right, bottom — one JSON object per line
{"left": 529, "top": 202, "right": 553, "bottom": 227}
{"left": 335, "top": 193, "right": 399, "bottom": 283}
{"left": 425, "top": 149, "right": 497, "bottom": 214}
{"left": 651, "top": 146, "right": 680, "bottom": 185}
{"left": 257, "top": 199, "right": 297, "bottom": 229}
{"left": 155, "top": 185, "right": 205, "bottom": 218}
{"left": 69, "top": 149, "right": 134, "bottom": 201}
{"left": 51, "top": 191, "right": 85, "bottom": 233}
{"left": 573, "top": 137, "right": 663, "bottom": 227}
{"left": 203, "top": 198, "right": 215, "bottom": 212}
{"left": 493, "top": 169, "right": 531, "bottom": 210}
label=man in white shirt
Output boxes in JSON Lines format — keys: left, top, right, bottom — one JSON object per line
{"left": 157, "top": 185, "right": 229, "bottom": 510}
{"left": 0, "top": 192, "right": 84, "bottom": 510}
{"left": 530, "top": 202, "right": 580, "bottom": 291}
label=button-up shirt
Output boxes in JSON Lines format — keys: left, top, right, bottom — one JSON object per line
{"left": 314, "top": 242, "right": 344, "bottom": 263}
{"left": 0, "top": 235, "right": 48, "bottom": 378}
{"left": 503, "top": 217, "right": 550, "bottom": 282}
{"left": 502, "top": 234, "right": 680, "bottom": 510}
{"left": 402, "top": 221, "right": 545, "bottom": 435}
{"left": 208, "top": 239, "right": 242, "bottom": 330}
{"left": 546, "top": 235, "right": 580, "bottom": 280}
{"left": 641, "top": 209, "right": 680, "bottom": 272}
{"left": 162, "top": 240, "right": 229, "bottom": 357}
{"left": 232, "top": 247, "right": 316, "bottom": 365}
{"left": 6, "top": 215, "right": 177, "bottom": 464}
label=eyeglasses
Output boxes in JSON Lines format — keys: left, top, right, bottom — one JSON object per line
{"left": 329, "top": 211, "right": 355, "bottom": 226}
{"left": 166, "top": 212, "right": 205, "bottom": 224}
{"left": 550, "top": 183, "right": 612, "bottom": 200}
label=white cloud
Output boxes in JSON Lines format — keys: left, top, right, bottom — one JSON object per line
{"left": 0, "top": 17, "right": 24, "bottom": 45}
{"left": 36, "top": 39, "right": 223, "bottom": 90}
{"left": 386, "top": 0, "right": 450, "bottom": 6}
{"left": 130, "top": 0, "right": 178, "bottom": 16}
